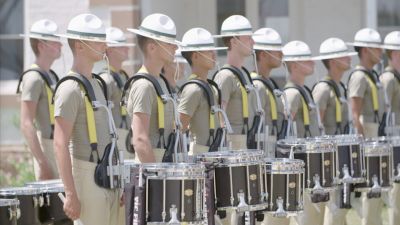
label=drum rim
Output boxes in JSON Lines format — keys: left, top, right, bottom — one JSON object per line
{"left": 276, "top": 138, "right": 337, "bottom": 153}
{"left": 0, "top": 186, "right": 40, "bottom": 195}
{"left": 0, "top": 198, "right": 19, "bottom": 206}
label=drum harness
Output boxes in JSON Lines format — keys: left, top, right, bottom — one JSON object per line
{"left": 283, "top": 84, "right": 315, "bottom": 138}
{"left": 16, "top": 64, "right": 59, "bottom": 139}
{"left": 121, "top": 72, "right": 185, "bottom": 162}
{"left": 212, "top": 66, "right": 265, "bottom": 150}
{"left": 98, "top": 66, "right": 130, "bottom": 130}
{"left": 251, "top": 72, "right": 280, "bottom": 136}
{"left": 312, "top": 77, "right": 347, "bottom": 135}
{"left": 53, "top": 72, "right": 122, "bottom": 189}
{"left": 179, "top": 75, "right": 233, "bottom": 151}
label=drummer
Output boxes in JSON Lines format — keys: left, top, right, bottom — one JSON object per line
{"left": 346, "top": 28, "right": 385, "bottom": 225}
{"left": 178, "top": 27, "right": 226, "bottom": 155}
{"left": 282, "top": 40, "right": 323, "bottom": 225}
{"left": 18, "top": 19, "right": 62, "bottom": 181}
{"left": 380, "top": 31, "right": 400, "bottom": 225}
{"left": 282, "top": 40, "right": 320, "bottom": 139}
{"left": 251, "top": 27, "right": 285, "bottom": 158}
{"left": 312, "top": 38, "right": 357, "bottom": 225}
{"left": 312, "top": 38, "right": 355, "bottom": 136}
{"left": 53, "top": 13, "right": 121, "bottom": 225}
{"left": 125, "top": 13, "right": 178, "bottom": 163}
{"left": 98, "top": 27, "right": 135, "bottom": 159}
{"left": 212, "top": 15, "right": 258, "bottom": 149}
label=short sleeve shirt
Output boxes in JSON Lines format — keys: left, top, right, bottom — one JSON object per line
{"left": 20, "top": 68, "right": 57, "bottom": 139}
{"left": 312, "top": 77, "right": 348, "bottom": 135}
{"left": 99, "top": 69, "right": 130, "bottom": 129}
{"left": 178, "top": 80, "right": 220, "bottom": 146}
{"left": 213, "top": 66, "right": 256, "bottom": 134}
{"left": 284, "top": 81, "right": 319, "bottom": 138}
{"left": 380, "top": 67, "right": 400, "bottom": 125}
{"left": 126, "top": 67, "right": 174, "bottom": 149}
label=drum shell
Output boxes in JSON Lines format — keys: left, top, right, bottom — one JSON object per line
{"left": 336, "top": 144, "right": 364, "bottom": 181}
{"left": 0, "top": 194, "right": 40, "bottom": 225}
{"left": 39, "top": 191, "right": 69, "bottom": 223}
{"left": 213, "top": 163, "right": 264, "bottom": 209}
{"left": 0, "top": 199, "right": 18, "bottom": 225}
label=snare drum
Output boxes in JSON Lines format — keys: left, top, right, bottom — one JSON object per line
{"left": 0, "top": 198, "right": 20, "bottom": 225}
{"left": 125, "top": 162, "right": 206, "bottom": 224}
{"left": 355, "top": 139, "right": 393, "bottom": 194}
{"left": 323, "top": 134, "right": 365, "bottom": 183}
{"left": 196, "top": 150, "right": 268, "bottom": 212}
{"left": 262, "top": 158, "right": 305, "bottom": 217}
{"left": 276, "top": 138, "right": 337, "bottom": 203}
{"left": 25, "top": 179, "right": 71, "bottom": 224}
{"left": 0, "top": 187, "right": 41, "bottom": 225}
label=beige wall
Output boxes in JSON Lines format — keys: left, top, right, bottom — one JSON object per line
{"left": 288, "top": 0, "right": 372, "bottom": 86}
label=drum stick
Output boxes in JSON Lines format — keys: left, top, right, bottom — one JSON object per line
{"left": 57, "top": 193, "right": 84, "bottom": 225}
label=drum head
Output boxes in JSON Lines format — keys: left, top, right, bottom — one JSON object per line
{"left": 364, "top": 139, "right": 392, "bottom": 156}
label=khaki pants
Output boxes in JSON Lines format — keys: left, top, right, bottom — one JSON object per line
{"left": 33, "top": 135, "right": 59, "bottom": 180}
{"left": 351, "top": 192, "right": 383, "bottom": 225}
{"left": 256, "top": 213, "right": 290, "bottom": 225}
{"left": 389, "top": 183, "right": 400, "bottom": 225}
{"left": 226, "top": 134, "right": 247, "bottom": 150}
{"left": 117, "top": 128, "right": 134, "bottom": 160}
{"left": 72, "top": 159, "right": 120, "bottom": 225}
{"left": 360, "top": 117, "right": 378, "bottom": 138}
{"left": 324, "top": 190, "right": 349, "bottom": 225}
{"left": 295, "top": 192, "right": 326, "bottom": 225}
{"left": 133, "top": 148, "right": 165, "bottom": 163}
{"left": 189, "top": 143, "right": 209, "bottom": 156}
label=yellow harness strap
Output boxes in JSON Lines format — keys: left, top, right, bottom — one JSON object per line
{"left": 251, "top": 73, "right": 278, "bottom": 122}
{"left": 325, "top": 77, "right": 342, "bottom": 124}
{"left": 300, "top": 96, "right": 310, "bottom": 127}
{"left": 364, "top": 75, "right": 379, "bottom": 118}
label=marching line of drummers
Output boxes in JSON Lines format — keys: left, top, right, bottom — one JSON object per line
{"left": 1, "top": 11, "right": 400, "bottom": 225}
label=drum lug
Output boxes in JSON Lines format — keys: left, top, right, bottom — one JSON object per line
{"left": 16, "top": 207, "right": 21, "bottom": 219}
{"left": 273, "top": 197, "right": 287, "bottom": 218}
{"left": 261, "top": 192, "right": 268, "bottom": 203}
{"left": 394, "top": 164, "right": 400, "bottom": 182}
{"left": 312, "top": 174, "right": 323, "bottom": 192}
{"left": 39, "top": 195, "right": 44, "bottom": 207}
{"left": 33, "top": 196, "right": 38, "bottom": 208}
{"left": 168, "top": 205, "right": 180, "bottom": 224}
{"left": 46, "top": 193, "right": 51, "bottom": 206}
{"left": 370, "top": 175, "right": 381, "bottom": 194}
{"left": 341, "top": 164, "right": 353, "bottom": 182}
{"left": 236, "top": 191, "right": 248, "bottom": 212}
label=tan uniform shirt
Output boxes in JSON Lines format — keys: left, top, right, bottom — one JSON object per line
{"left": 380, "top": 66, "right": 400, "bottom": 125}
{"left": 348, "top": 65, "right": 385, "bottom": 124}
{"left": 253, "top": 74, "right": 284, "bottom": 135}
{"left": 178, "top": 79, "right": 220, "bottom": 146}
{"left": 54, "top": 75, "right": 111, "bottom": 162}
{"left": 20, "top": 67, "right": 57, "bottom": 139}
{"left": 312, "top": 77, "right": 349, "bottom": 135}
{"left": 126, "top": 67, "right": 174, "bottom": 149}
{"left": 99, "top": 69, "right": 130, "bottom": 129}
{"left": 284, "top": 81, "right": 320, "bottom": 138}
{"left": 213, "top": 66, "right": 256, "bottom": 134}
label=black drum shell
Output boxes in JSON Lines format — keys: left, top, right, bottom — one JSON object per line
{"left": 337, "top": 144, "right": 364, "bottom": 180}
{"left": 0, "top": 194, "right": 40, "bottom": 225}
{"left": 39, "top": 191, "right": 70, "bottom": 223}
{"left": 356, "top": 155, "right": 391, "bottom": 189}
{"left": 0, "top": 203, "right": 18, "bottom": 225}
{"left": 213, "top": 164, "right": 263, "bottom": 209}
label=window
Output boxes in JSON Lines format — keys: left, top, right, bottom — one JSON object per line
{"left": 216, "top": 0, "right": 245, "bottom": 55}
{"left": 378, "top": 0, "right": 400, "bottom": 27}
{"left": 0, "top": 0, "right": 24, "bottom": 80}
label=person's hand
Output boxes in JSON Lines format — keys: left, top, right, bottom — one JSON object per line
{"left": 120, "top": 192, "right": 125, "bottom": 207}
{"left": 64, "top": 192, "right": 81, "bottom": 220}
{"left": 38, "top": 160, "right": 54, "bottom": 180}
